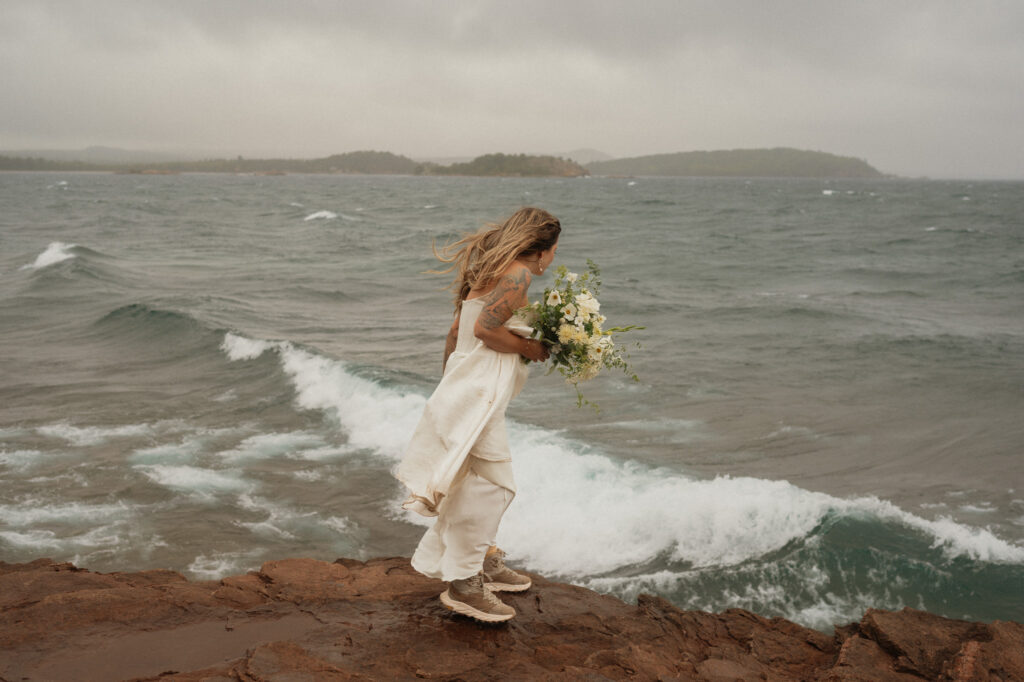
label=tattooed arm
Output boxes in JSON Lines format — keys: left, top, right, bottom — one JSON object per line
{"left": 442, "top": 312, "right": 460, "bottom": 372}
{"left": 473, "top": 264, "right": 550, "bottom": 362}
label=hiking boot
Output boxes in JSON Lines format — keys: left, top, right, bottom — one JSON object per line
{"left": 440, "top": 573, "right": 515, "bottom": 623}
{"left": 482, "top": 548, "right": 532, "bottom": 592}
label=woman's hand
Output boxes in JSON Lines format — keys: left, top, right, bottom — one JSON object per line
{"left": 520, "top": 337, "right": 550, "bottom": 363}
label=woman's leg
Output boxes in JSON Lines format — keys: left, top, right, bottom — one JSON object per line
{"left": 418, "top": 469, "right": 516, "bottom": 621}
{"left": 411, "top": 467, "right": 513, "bottom": 581}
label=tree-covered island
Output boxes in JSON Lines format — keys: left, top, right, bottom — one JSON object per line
{"left": 0, "top": 151, "right": 588, "bottom": 177}
{"left": 587, "top": 147, "right": 883, "bottom": 178}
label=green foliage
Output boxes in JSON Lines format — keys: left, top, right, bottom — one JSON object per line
{"left": 0, "top": 150, "right": 588, "bottom": 177}
{"left": 140, "top": 150, "right": 424, "bottom": 174}
{"left": 428, "top": 153, "right": 588, "bottom": 177}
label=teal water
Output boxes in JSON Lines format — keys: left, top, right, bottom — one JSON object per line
{"left": 1, "top": 172, "right": 1022, "bottom": 630}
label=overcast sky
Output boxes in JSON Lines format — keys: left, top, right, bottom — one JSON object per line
{"left": 2, "top": 1, "right": 1023, "bottom": 178}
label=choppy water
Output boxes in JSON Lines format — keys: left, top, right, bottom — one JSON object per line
{"left": 1, "top": 171, "right": 1022, "bottom": 631}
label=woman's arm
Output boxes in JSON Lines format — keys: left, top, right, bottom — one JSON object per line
{"left": 442, "top": 312, "right": 460, "bottom": 372}
{"left": 474, "top": 266, "right": 549, "bottom": 362}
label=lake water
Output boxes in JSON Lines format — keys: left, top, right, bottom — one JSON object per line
{"left": 1, "top": 171, "right": 1022, "bottom": 630}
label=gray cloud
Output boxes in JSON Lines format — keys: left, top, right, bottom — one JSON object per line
{"left": 2, "top": 1, "right": 1023, "bottom": 177}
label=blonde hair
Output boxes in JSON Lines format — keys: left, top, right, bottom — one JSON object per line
{"left": 433, "top": 207, "right": 561, "bottom": 313}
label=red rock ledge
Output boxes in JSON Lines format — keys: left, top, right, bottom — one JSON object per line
{"left": 1, "top": 557, "right": 1021, "bottom": 681}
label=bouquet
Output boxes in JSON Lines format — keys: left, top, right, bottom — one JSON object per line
{"left": 518, "top": 260, "right": 642, "bottom": 408}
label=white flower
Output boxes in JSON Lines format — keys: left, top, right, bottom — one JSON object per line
{"left": 561, "top": 302, "right": 577, "bottom": 322}
{"left": 576, "top": 291, "right": 600, "bottom": 316}
{"left": 546, "top": 290, "right": 562, "bottom": 306}
{"left": 566, "top": 272, "right": 579, "bottom": 283}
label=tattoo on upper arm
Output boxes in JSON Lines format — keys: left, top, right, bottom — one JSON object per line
{"left": 478, "top": 268, "right": 530, "bottom": 330}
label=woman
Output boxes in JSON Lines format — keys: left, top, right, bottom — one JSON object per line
{"left": 395, "top": 207, "right": 560, "bottom": 623}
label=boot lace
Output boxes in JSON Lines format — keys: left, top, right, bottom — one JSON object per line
{"left": 463, "top": 573, "right": 503, "bottom": 607}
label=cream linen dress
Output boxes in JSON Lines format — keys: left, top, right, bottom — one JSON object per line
{"left": 395, "top": 298, "right": 531, "bottom": 516}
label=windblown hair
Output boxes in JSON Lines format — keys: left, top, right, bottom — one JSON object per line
{"left": 433, "top": 207, "right": 561, "bottom": 313}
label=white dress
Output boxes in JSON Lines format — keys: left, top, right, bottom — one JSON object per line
{"left": 395, "top": 298, "right": 531, "bottom": 516}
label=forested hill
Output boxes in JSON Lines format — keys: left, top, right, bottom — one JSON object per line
{"left": 425, "top": 153, "right": 587, "bottom": 177}
{"left": 1, "top": 147, "right": 880, "bottom": 178}
{"left": 587, "top": 148, "right": 884, "bottom": 178}
{"left": 0, "top": 150, "right": 588, "bottom": 177}
{"left": 0, "top": 150, "right": 423, "bottom": 174}
{"left": 132, "top": 151, "right": 423, "bottom": 174}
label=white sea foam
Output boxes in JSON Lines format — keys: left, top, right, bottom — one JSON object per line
{"left": 831, "top": 498, "right": 1024, "bottom": 563}
{"left": 0, "top": 525, "right": 124, "bottom": 551}
{"left": 504, "top": 428, "right": 836, "bottom": 575}
{"left": 0, "top": 500, "right": 132, "bottom": 527}
{"left": 20, "top": 241, "right": 76, "bottom": 270}
{"left": 218, "top": 431, "right": 325, "bottom": 463}
{"left": 581, "top": 555, "right": 915, "bottom": 632}
{"left": 28, "top": 471, "right": 90, "bottom": 487}
{"left": 222, "top": 333, "right": 424, "bottom": 458}
{"left": 0, "top": 449, "right": 45, "bottom": 471}
{"left": 136, "top": 464, "right": 253, "bottom": 497}
{"left": 38, "top": 422, "right": 154, "bottom": 446}
{"left": 187, "top": 551, "right": 262, "bottom": 580}
{"left": 223, "top": 332, "right": 1024, "bottom": 576}
{"left": 130, "top": 439, "right": 202, "bottom": 464}
{"left": 0, "top": 529, "right": 64, "bottom": 549}
{"left": 221, "top": 333, "right": 275, "bottom": 360}
{"left": 323, "top": 516, "right": 352, "bottom": 533}
{"left": 289, "top": 445, "right": 350, "bottom": 461}
{"left": 234, "top": 494, "right": 351, "bottom": 543}
{"left": 959, "top": 504, "right": 996, "bottom": 513}
{"left": 304, "top": 210, "right": 337, "bottom": 221}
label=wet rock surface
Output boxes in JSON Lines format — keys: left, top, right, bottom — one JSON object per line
{"left": 1, "top": 556, "right": 1021, "bottom": 681}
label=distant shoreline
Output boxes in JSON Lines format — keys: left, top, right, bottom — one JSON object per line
{"left": 0, "top": 147, "right": 886, "bottom": 179}
{"left": 10, "top": 168, "right": 1024, "bottom": 182}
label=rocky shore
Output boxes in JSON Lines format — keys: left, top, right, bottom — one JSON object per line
{"left": 1, "top": 556, "right": 1021, "bottom": 681}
